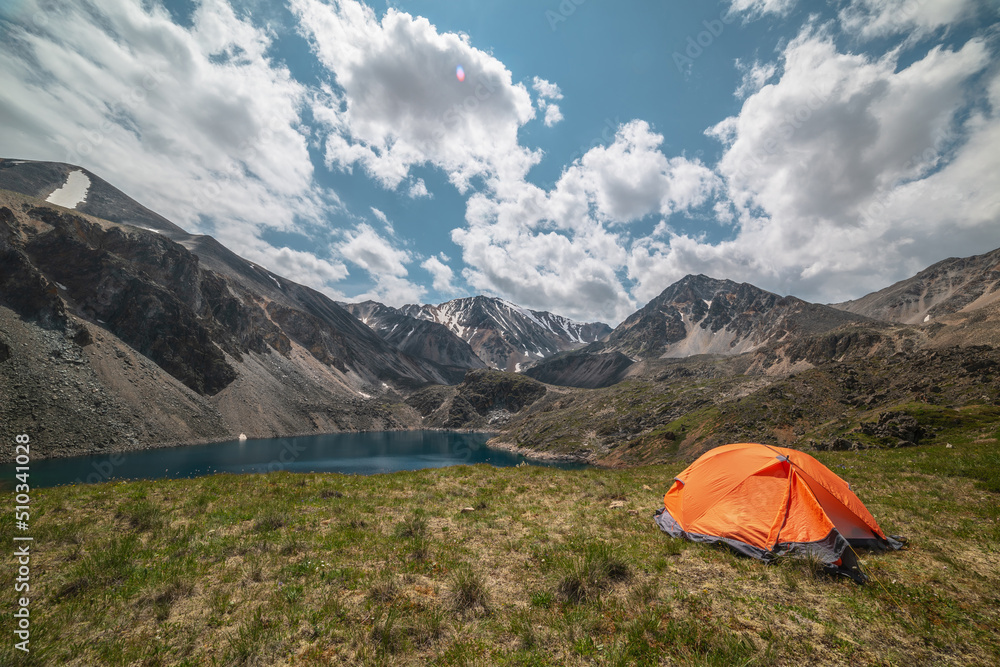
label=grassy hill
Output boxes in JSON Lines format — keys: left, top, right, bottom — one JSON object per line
{"left": 2, "top": 427, "right": 998, "bottom": 665}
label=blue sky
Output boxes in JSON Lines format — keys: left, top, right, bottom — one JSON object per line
{"left": 1, "top": 0, "right": 998, "bottom": 324}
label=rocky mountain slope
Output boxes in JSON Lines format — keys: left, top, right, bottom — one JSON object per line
{"left": 600, "top": 275, "right": 869, "bottom": 360}
{"left": 489, "top": 330, "right": 1000, "bottom": 466}
{"left": 394, "top": 296, "right": 611, "bottom": 371}
{"left": 0, "top": 162, "right": 466, "bottom": 459}
{"left": 437, "top": 250, "right": 1000, "bottom": 463}
{"left": 833, "top": 247, "right": 1000, "bottom": 324}
{"left": 404, "top": 369, "right": 548, "bottom": 430}
{"left": 522, "top": 350, "right": 635, "bottom": 389}
{"left": 521, "top": 275, "right": 870, "bottom": 388}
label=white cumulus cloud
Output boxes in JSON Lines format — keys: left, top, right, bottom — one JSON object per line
{"left": 421, "top": 255, "right": 456, "bottom": 293}
{"left": 407, "top": 178, "right": 430, "bottom": 198}
{"left": 337, "top": 223, "right": 425, "bottom": 306}
{"left": 556, "top": 120, "right": 720, "bottom": 223}
{"left": 532, "top": 77, "right": 563, "bottom": 100}
{"left": 540, "top": 101, "right": 564, "bottom": 127}
{"left": 839, "top": 0, "right": 980, "bottom": 40}
{"left": 451, "top": 120, "right": 720, "bottom": 323}
{"left": 338, "top": 223, "right": 410, "bottom": 276}
{"left": 729, "top": 0, "right": 797, "bottom": 18}
{"left": 629, "top": 27, "right": 999, "bottom": 304}
{"left": 734, "top": 59, "right": 778, "bottom": 99}
{"left": 533, "top": 77, "right": 564, "bottom": 127}
{"left": 294, "top": 0, "right": 539, "bottom": 194}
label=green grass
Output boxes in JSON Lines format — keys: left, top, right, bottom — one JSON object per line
{"left": 0, "top": 440, "right": 998, "bottom": 665}
{"left": 555, "top": 541, "right": 632, "bottom": 603}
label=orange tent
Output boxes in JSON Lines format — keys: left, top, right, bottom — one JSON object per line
{"left": 654, "top": 443, "right": 903, "bottom": 581}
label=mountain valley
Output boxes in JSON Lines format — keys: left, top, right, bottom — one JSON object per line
{"left": 2, "top": 158, "right": 999, "bottom": 466}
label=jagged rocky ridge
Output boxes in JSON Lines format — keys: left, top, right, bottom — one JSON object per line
{"left": 603, "top": 275, "right": 869, "bottom": 359}
{"left": 348, "top": 295, "right": 612, "bottom": 372}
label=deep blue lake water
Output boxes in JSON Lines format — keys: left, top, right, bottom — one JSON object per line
{"left": 2, "top": 430, "right": 587, "bottom": 488}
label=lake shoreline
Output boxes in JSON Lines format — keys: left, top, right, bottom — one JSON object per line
{"left": 485, "top": 437, "right": 594, "bottom": 464}
{"left": 13, "top": 425, "right": 503, "bottom": 463}
{"left": 2, "top": 430, "right": 587, "bottom": 488}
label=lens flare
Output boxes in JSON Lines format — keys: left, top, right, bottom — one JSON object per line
{"left": 456, "top": 65, "right": 465, "bottom": 82}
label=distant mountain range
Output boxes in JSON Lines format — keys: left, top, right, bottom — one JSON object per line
{"left": 345, "top": 297, "right": 611, "bottom": 372}
{"left": 2, "top": 158, "right": 998, "bottom": 460}
{"left": 340, "top": 300, "right": 487, "bottom": 375}
{"left": 520, "top": 276, "right": 868, "bottom": 388}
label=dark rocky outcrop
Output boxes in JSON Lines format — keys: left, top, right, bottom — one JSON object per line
{"left": 459, "top": 369, "right": 547, "bottom": 415}
{"left": 524, "top": 350, "right": 634, "bottom": 388}
{"left": 856, "top": 411, "right": 924, "bottom": 446}
{"left": 404, "top": 369, "right": 547, "bottom": 429}
{"left": 0, "top": 207, "right": 69, "bottom": 330}
{"left": 444, "top": 395, "right": 479, "bottom": 429}
{"left": 783, "top": 328, "right": 892, "bottom": 365}
{"left": 403, "top": 385, "right": 451, "bottom": 417}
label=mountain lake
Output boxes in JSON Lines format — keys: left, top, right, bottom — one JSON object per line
{"left": 1, "top": 430, "right": 588, "bottom": 488}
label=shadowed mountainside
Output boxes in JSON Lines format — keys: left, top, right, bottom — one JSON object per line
{"left": 0, "top": 161, "right": 468, "bottom": 459}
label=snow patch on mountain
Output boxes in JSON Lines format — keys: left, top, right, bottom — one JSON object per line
{"left": 45, "top": 170, "right": 90, "bottom": 209}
